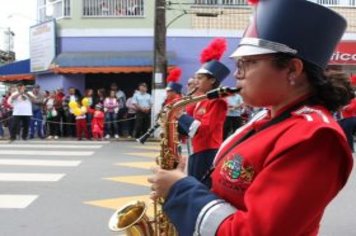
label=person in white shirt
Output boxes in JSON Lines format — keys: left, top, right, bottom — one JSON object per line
{"left": 132, "top": 83, "right": 152, "bottom": 138}
{"left": 8, "top": 83, "right": 35, "bottom": 141}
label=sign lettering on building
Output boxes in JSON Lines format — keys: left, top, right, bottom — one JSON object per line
{"left": 330, "top": 41, "right": 356, "bottom": 65}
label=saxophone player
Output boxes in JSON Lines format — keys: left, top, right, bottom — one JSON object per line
{"left": 175, "top": 38, "right": 230, "bottom": 187}
{"left": 148, "top": 0, "right": 354, "bottom": 235}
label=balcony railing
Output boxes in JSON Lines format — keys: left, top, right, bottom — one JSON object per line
{"left": 82, "top": 0, "right": 144, "bottom": 17}
{"left": 312, "top": 0, "right": 356, "bottom": 7}
{"left": 193, "top": 0, "right": 247, "bottom": 6}
{"left": 193, "top": 0, "right": 356, "bottom": 7}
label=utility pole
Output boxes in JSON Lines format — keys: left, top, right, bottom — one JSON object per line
{"left": 151, "top": 0, "right": 167, "bottom": 131}
{"left": 153, "top": 0, "right": 167, "bottom": 88}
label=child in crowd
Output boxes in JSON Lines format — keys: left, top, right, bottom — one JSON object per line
{"left": 71, "top": 101, "right": 89, "bottom": 140}
{"left": 92, "top": 104, "right": 104, "bottom": 140}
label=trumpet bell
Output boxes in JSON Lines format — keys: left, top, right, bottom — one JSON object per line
{"left": 108, "top": 200, "right": 153, "bottom": 235}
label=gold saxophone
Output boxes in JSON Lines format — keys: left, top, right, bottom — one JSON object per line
{"left": 108, "top": 87, "right": 240, "bottom": 236}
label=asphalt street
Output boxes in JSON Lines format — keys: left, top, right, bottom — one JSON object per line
{"left": 0, "top": 139, "right": 355, "bottom": 236}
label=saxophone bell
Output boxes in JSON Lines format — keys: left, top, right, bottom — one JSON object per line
{"left": 108, "top": 200, "right": 153, "bottom": 236}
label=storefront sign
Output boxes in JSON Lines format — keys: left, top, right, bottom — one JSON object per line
{"left": 330, "top": 41, "right": 356, "bottom": 65}
{"left": 30, "top": 20, "right": 56, "bottom": 72}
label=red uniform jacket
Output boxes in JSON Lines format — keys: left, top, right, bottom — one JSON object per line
{"left": 341, "top": 98, "right": 356, "bottom": 118}
{"left": 210, "top": 105, "right": 353, "bottom": 235}
{"left": 164, "top": 105, "right": 353, "bottom": 236}
{"left": 192, "top": 99, "right": 227, "bottom": 153}
{"left": 164, "top": 94, "right": 182, "bottom": 106}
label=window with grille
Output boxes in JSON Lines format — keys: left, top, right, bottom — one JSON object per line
{"left": 82, "top": 0, "right": 144, "bottom": 17}
{"left": 37, "top": 0, "right": 71, "bottom": 22}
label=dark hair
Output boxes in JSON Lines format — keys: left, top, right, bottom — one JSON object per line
{"left": 206, "top": 74, "right": 220, "bottom": 89}
{"left": 272, "top": 53, "right": 354, "bottom": 112}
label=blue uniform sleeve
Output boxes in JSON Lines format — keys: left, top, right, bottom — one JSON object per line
{"left": 178, "top": 114, "right": 195, "bottom": 135}
{"left": 163, "top": 176, "right": 219, "bottom": 235}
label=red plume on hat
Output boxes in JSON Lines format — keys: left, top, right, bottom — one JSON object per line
{"left": 167, "top": 67, "right": 182, "bottom": 83}
{"left": 247, "top": 0, "right": 259, "bottom": 5}
{"left": 350, "top": 75, "right": 356, "bottom": 86}
{"left": 200, "top": 38, "right": 227, "bottom": 64}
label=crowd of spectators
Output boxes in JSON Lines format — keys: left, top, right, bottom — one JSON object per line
{"left": 0, "top": 82, "right": 152, "bottom": 141}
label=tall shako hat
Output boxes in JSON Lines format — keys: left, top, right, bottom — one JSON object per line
{"left": 231, "top": 0, "right": 347, "bottom": 69}
{"left": 166, "top": 67, "right": 183, "bottom": 93}
{"left": 196, "top": 38, "right": 230, "bottom": 82}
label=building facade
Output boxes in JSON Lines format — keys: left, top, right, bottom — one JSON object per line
{"left": 1, "top": 0, "right": 356, "bottom": 100}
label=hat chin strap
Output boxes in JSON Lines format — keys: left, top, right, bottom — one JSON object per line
{"left": 240, "top": 37, "right": 298, "bottom": 55}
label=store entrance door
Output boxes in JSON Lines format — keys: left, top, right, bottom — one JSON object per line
{"left": 85, "top": 72, "right": 152, "bottom": 97}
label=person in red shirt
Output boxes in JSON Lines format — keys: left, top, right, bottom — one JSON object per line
{"left": 177, "top": 38, "right": 230, "bottom": 187}
{"left": 148, "top": 0, "right": 354, "bottom": 235}
{"left": 92, "top": 103, "right": 105, "bottom": 140}
{"left": 339, "top": 75, "right": 356, "bottom": 151}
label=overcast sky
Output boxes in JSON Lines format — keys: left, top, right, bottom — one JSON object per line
{"left": 0, "top": 0, "right": 37, "bottom": 60}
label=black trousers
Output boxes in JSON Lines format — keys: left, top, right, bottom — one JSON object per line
{"left": 11, "top": 116, "right": 31, "bottom": 140}
{"left": 188, "top": 149, "right": 218, "bottom": 188}
{"left": 133, "top": 111, "right": 150, "bottom": 138}
{"left": 223, "top": 116, "right": 243, "bottom": 140}
{"left": 339, "top": 117, "right": 356, "bottom": 151}
{"left": 48, "top": 116, "right": 60, "bottom": 136}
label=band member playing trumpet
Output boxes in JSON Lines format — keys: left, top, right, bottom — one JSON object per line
{"left": 148, "top": 0, "right": 354, "bottom": 235}
{"left": 177, "top": 38, "right": 230, "bottom": 186}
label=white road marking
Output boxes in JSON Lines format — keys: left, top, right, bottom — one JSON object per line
{"left": 0, "top": 150, "right": 94, "bottom": 156}
{"left": 0, "top": 159, "right": 81, "bottom": 167}
{"left": 18, "top": 140, "right": 110, "bottom": 144}
{"left": 0, "top": 173, "right": 65, "bottom": 182}
{"left": 0, "top": 144, "right": 103, "bottom": 149}
{"left": 0, "top": 195, "right": 38, "bottom": 209}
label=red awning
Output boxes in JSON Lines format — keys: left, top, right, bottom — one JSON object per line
{"left": 0, "top": 74, "right": 34, "bottom": 82}
{"left": 51, "top": 66, "right": 176, "bottom": 74}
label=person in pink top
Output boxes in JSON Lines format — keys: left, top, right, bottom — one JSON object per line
{"left": 103, "top": 90, "right": 119, "bottom": 139}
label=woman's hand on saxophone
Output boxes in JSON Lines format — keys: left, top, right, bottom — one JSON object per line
{"left": 147, "top": 157, "right": 187, "bottom": 200}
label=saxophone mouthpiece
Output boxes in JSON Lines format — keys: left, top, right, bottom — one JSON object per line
{"left": 187, "top": 87, "right": 198, "bottom": 96}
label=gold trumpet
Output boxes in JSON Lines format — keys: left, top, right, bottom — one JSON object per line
{"left": 108, "top": 87, "right": 240, "bottom": 236}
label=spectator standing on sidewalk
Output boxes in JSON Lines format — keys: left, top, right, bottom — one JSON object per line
{"left": 29, "top": 84, "right": 45, "bottom": 139}
{"left": 62, "top": 87, "right": 80, "bottom": 137}
{"left": 132, "top": 82, "right": 152, "bottom": 138}
{"left": 0, "top": 96, "right": 4, "bottom": 139}
{"left": 111, "top": 83, "right": 127, "bottom": 136}
{"left": 125, "top": 91, "right": 137, "bottom": 138}
{"left": 83, "top": 89, "right": 95, "bottom": 138}
{"left": 8, "top": 83, "right": 35, "bottom": 141}
{"left": 338, "top": 75, "right": 356, "bottom": 151}
{"left": 2, "top": 86, "right": 16, "bottom": 137}
{"left": 55, "top": 88, "right": 66, "bottom": 137}
{"left": 223, "top": 93, "right": 244, "bottom": 140}
{"left": 92, "top": 104, "right": 105, "bottom": 140}
{"left": 44, "top": 91, "right": 60, "bottom": 139}
{"left": 104, "top": 90, "right": 119, "bottom": 139}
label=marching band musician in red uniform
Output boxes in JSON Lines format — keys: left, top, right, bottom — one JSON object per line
{"left": 177, "top": 38, "right": 230, "bottom": 186}
{"left": 164, "top": 67, "right": 183, "bottom": 106}
{"left": 148, "top": 0, "right": 354, "bottom": 235}
{"left": 339, "top": 75, "right": 356, "bottom": 151}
